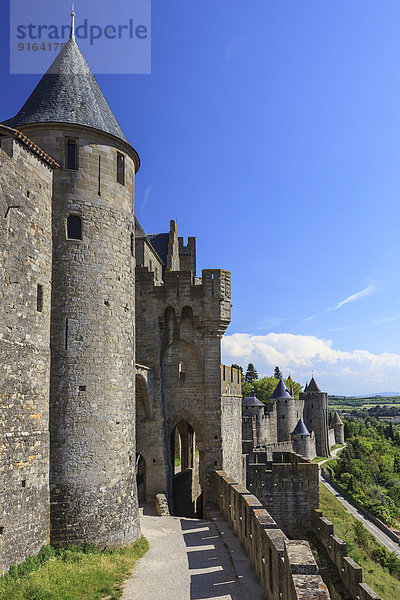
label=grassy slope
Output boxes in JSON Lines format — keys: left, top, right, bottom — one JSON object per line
{"left": 319, "top": 484, "right": 400, "bottom": 600}
{"left": 0, "top": 536, "right": 149, "bottom": 600}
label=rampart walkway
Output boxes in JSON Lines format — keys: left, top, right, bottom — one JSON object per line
{"left": 122, "top": 505, "right": 265, "bottom": 600}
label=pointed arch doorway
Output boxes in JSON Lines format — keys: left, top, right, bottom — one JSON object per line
{"left": 170, "top": 419, "right": 202, "bottom": 517}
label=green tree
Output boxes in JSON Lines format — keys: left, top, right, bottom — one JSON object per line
{"left": 245, "top": 363, "right": 258, "bottom": 383}
{"left": 231, "top": 364, "right": 244, "bottom": 383}
{"left": 274, "top": 366, "right": 282, "bottom": 379}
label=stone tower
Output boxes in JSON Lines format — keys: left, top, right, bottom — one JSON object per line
{"left": 272, "top": 379, "right": 299, "bottom": 442}
{"left": 134, "top": 218, "right": 243, "bottom": 515}
{"left": 332, "top": 411, "right": 345, "bottom": 444}
{"left": 4, "top": 38, "right": 140, "bottom": 546}
{"left": 301, "top": 377, "right": 330, "bottom": 457}
{"left": 291, "top": 417, "right": 315, "bottom": 460}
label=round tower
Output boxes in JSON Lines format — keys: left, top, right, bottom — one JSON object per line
{"left": 272, "top": 379, "right": 297, "bottom": 442}
{"left": 332, "top": 411, "right": 345, "bottom": 445}
{"left": 4, "top": 35, "right": 140, "bottom": 546}
{"left": 301, "top": 376, "right": 330, "bottom": 458}
{"left": 291, "top": 418, "right": 315, "bottom": 460}
{"left": 242, "top": 392, "right": 266, "bottom": 445}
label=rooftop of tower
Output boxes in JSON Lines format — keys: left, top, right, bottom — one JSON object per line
{"left": 307, "top": 377, "right": 321, "bottom": 393}
{"left": 270, "top": 378, "right": 293, "bottom": 400}
{"left": 3, "top": 37, "right": 139, "bottom": 168}
{"left": 291, "top": 418, "right": 311, "bottom": 436}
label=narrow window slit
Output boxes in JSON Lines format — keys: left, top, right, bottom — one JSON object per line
{"left": 117, "top": 152, "right": 125, "bottom": 185}
{"left": 66, "top": 138, "right": 78, "bottom": 170}
{"left": 37, "top": 284, "right": 43, "bottom": 312}
{"left": 98, "top": 155, "right": 101, "bottom": 196}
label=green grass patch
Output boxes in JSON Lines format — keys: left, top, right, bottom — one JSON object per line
{"left": 313, "top": 456, "right": 327, "bottom": 463}
{"left": 319, "top": 484, "right": 400, "bottom": 600}
{"left": 0, "top": 536, "right": 149, "bottom": 600}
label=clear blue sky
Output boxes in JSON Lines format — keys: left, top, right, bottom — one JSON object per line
{"left": 2, "top": 0, "right": 400, "bottom": 395}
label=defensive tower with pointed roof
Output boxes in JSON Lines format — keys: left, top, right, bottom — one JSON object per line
{"left": 4, "top": 30, "right": 141, "bottom": 545}
{"left": 301, "top": 376, "right": 330, "bottom": 457}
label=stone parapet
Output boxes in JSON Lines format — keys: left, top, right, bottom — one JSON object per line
{"left": 212, "top": 470, "right": 330, "bottom": 600}
{"left": 312, "top": 508, "right": 381, "bottom": 600}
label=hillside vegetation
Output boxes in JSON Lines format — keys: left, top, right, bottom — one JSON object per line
{"left": 325, "top": 418, "right": 400, "bottom": 527}
{"left": 318, "top": 484, "right": 400, "bottom": 600}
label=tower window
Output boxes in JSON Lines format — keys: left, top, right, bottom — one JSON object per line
{"left": 117, "top": 152, "right": 125, "bottom": 185}
{"left": 37, "top": 284, "right": 43, "bottom": 312}
{"left": 178, "top": 361, "right": 186, "bottom": 381}
{"left": 66, "top": 138, "right": 78, "bottom": 170}
{"left": 130, "top": 233, "right": 134, "bottom": 256}
{"left": 67, "top": 215, "right": 82, "bottom": 240}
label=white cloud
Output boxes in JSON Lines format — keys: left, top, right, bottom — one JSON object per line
{"left": 222, "top": 332, "right": 400, "bottom": 395}
{"left": 329, "top": 284, "right": 377, "bottom": 311}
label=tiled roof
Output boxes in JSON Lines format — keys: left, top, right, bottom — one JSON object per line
{"left": 0, "top": 124, "right": 59, "bottom": 169}
{"left": 307, "top": 377, "right": 321, "bottom": 393}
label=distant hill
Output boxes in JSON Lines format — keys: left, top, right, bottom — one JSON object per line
{"left": 329, "top": 393, "right": 400, "bottom": 400}
{"left": 328, "top": 394, "right": 400, "bottom": 407}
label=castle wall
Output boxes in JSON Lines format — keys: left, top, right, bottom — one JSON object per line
{"left": 135, "top": 238, "right": 163, "bottom": 283}
{"left": 221, "top": 366, "right": 243, "bottom": 484}
{"left": 0, "top": 137, "right": 54, "bottom": 573}
{"left": 312, "top": 508, "right": 380, "bottom": 600}
{"left": 135, "top": 365, "right": 167, "bottom": 500}
{"left": 246, "top": 452, "right": 319, "bottom": 537}
{"left": 212, "top": 471, "right": 330, "bottom": 600}
{"left": 135, "top": 266, "right": 241, "bottom": 511}
{"left": 21, "top": 124, "right": 140, "bottom": 546}
{"left": 328, "top": 428, "right": 335, "bottom": 449}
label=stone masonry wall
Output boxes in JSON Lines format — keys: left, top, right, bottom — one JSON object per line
{"left": 221, "top": 365, "right": 243, "bottom": 484}
{"left": 246, "top": 451, "right": 319, "bottom": 538}
{"left": 135, "top": 264, "right": 241, "bottom": 512}
{"left": 0, "top": 137, "right": 53, "bottom": 573}
{"left": 20, "top": 124, "right": 140, "bottom": 547}
{"left": 312, "top": 509, "right": 380, "bottom": 600}
{"left": 212, "top": 471, "right": 330, "bottom": 600}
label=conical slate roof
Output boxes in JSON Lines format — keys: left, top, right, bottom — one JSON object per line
{"left": 331, "top": 411, "right": 343, "bottom": 425}
{"left": 243, "top": 393, "right": 264, "bottom": 408}
{"left": 291, "top": 418, "right": 311, "bottom": 436}
{"left": 271, "top": 379, "right": 293, "bottom": 400}
{"left": 3, "top": 39, "right": 128, "bottom": 143}
{"left": 307, "top": 377, "right": 321, "bottom": 393}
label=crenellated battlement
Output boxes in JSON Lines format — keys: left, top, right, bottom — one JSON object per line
{"left": 212, "top": 470, "right": 330, "bottom": 600}
{"left": 136, "top": 267, "right": 232, "bottom": 334}
{"left": 245, "top": 452, "right": 320, "bottom": 537}
{"left": 221, "top": 364, "right": 241, "bottom": 396}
